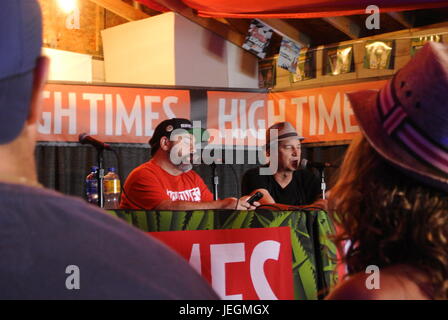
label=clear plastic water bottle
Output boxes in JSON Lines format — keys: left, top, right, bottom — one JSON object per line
{"left": 85, "top": 166, "right": 99, "bottom": 205}
{"left": 104, "top": 167, "right": 121, "bottom": 209}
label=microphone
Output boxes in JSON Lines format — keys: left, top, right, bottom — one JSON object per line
{"left": 78, "top": 133, "right": 112, "bottom": 150}
{"left": 300, "top": 158, "right": 338, "bottom": 170}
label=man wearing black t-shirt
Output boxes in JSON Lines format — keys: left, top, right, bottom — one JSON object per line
{"left": 242, "top": 122, "right": 322, "bottom": 207}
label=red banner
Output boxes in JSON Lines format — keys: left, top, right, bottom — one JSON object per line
{"left": 38, "top": 84, "right": 191, "bottom": 143}
{"left": 38, "top": 80, "right": 387, "bottom": 144}
{"left": 150, "top": 227, "right": 294, "bottom": 300}
{"left": 207, "top": 91, "right": 268, "bottom": 146}
{"left": 207, "top": 80, "right": 387, "bottom": 145}
{"left": 268, "top": 80, "right": 386, "bottom": 143}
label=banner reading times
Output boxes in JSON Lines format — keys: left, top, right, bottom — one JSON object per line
{"left": 38, "top": 80, "right": 387, "bottom": 145}
{"left": 37, "top": 84, "right": 191, "bottom": 144}
{"left": 207, "top": 80, "right": 387, "bottom": 145}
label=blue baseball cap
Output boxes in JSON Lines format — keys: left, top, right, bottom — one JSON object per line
{"left": 0, "top": 0, "right": 42, "bottom": 144}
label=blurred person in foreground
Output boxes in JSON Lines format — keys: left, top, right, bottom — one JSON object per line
{"left": 0, "top": 0, "right": 218, "bottom": 299}
{"left": 327, "top": 42, "right": 448, "bottom": 300}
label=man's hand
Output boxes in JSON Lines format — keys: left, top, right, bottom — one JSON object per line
{"left": 250, "top": 189, "right": 275, "bottom": 204}
{"left": 238, "top": 195, "right": 260, "bottom": 210}
{"left": 220, "top": 196, "right": 260, "bottom": 210}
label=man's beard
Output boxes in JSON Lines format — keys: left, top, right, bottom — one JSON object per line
{"left": 176, "top": 162, "right": 193, "bottom": 172}
{"left": 172, "top": 154, "right": 193, "bottom": 172}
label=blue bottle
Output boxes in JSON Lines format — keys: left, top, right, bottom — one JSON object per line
{"left": 85, "top": 166, "right": 99, "bottom": 205}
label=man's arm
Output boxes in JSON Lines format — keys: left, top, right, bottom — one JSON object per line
{"left": 154, "top": 196, "right": 259, "bottom": 211}
{"left": 249, "top": 188, "right": 328, "bottom": 211}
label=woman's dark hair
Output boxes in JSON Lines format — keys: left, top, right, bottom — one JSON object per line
{"left": 330, "top": 134, "right": 448, "bottom": 299}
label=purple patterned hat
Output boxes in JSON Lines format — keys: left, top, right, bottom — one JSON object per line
{"left": 347, "top": 42, "right": 448, "bottom": 192}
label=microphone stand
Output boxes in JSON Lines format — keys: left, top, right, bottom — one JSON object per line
{"left": 318, "top": 167, "right": 326, "bottom": 200}
{"left": 211, "top": 162, "right": 219, "bottom": 201}
{"left": 96, "top": 149, "right": 105, "bottom": 208}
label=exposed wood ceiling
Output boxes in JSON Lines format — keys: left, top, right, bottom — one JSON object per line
{"left": 91, "top": 0, "right": 448, "bottom": 58}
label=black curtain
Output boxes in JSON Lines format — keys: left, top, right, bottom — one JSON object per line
{"left": 36, "top": 143, "right": 348, "bottom": 202}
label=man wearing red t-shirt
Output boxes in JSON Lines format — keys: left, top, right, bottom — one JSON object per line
{"left": 120, "top": 118, "right": 257, "bottom": 210}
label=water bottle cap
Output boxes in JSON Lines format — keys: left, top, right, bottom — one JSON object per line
{"left": 108, "top": 167, "right": 116, "bottom": 172}
{"left": 90, "top": 166, "right": 99, "bottom": 172}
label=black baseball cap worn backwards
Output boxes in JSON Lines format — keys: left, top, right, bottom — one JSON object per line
{"left": 149, "top": 118, "right": 194, "bottom": 154}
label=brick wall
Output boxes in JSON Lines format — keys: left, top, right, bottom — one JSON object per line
{"left": 38, "top": 0, "right": 128, "bottom": 58}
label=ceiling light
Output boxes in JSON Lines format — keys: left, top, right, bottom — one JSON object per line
{"left": 57, "top": 0, "right": 77, "bottom": 14}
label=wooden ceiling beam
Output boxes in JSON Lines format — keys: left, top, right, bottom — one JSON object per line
{"left": 88, "top": 0, "right": 150, "bottom": 21}
{"left": 89, "top": 0, "right": 245, "bottom": 48}
{"left": 132, "top": 1, "right": 141, "bottom": 9}
{"left": 387, "top": 12, "right": 415, "bottom": 29}
{"left": 154, "top": 0, "right": 246, "bottom": 47}
{"left": 259, "top": 18, "right": 311, "bottom": 47}
{"left": 322, "top": 16, "right": 361, "bottom": 39}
